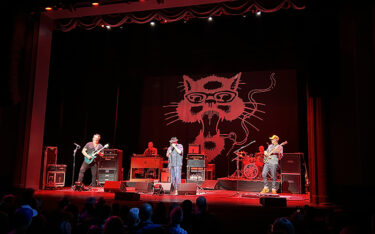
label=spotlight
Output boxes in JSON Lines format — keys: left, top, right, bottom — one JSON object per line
{"left": 256, "top": 11, "right": 261, "bottom": 16}
{"left": 208, "top": 16, "right": 213, "bottom": 22}
{"left": 105, "top": 25, "right": 111, "bottom": 30}
{"left": 45, "top": 6, "right": 53, "bottom": 11}
{"left": 92, "top": 2, "right": 99, "bottom": 6}
{"left": 150, "top": 21, "right": 155, "bottom": 26}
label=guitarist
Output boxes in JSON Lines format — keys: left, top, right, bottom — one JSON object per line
{"left": 260, "top": 135, "right": 283, "bottom": 194}
{"left": 77, "top": 134, "right": 104, "bottom": 187}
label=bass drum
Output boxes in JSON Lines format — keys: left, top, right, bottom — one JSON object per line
{"left": 243, "top": 163, "right": 259, "bottom": 180}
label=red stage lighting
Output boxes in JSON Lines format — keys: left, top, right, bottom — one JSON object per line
{"left": 45, "top": 6, "right": 53, "bottom": 11}
{"left": 92, "top": 2, "right": 100, "bottom": 6}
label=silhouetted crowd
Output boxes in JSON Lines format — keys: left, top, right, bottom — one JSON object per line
{"left": 0, "top": 188, "right": 373, "bottom": 234}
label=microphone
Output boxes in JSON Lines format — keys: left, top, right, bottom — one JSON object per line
{"left": 74, "top": 143, "right": 81, "bottom": 149}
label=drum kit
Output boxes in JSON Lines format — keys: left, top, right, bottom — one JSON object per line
{"left": 232, "top": 151, "right": 264, "bottom": 180}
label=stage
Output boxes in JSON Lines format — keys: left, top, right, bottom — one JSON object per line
{"left": 34, "top": 184, "right": 312, "bottom": 233}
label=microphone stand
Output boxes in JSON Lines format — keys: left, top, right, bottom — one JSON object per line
{"left": 71, "top": 145, "right": 80, "bottom": 190}
{"left": 230, "top": 140, "right": 256, "bottom": 197}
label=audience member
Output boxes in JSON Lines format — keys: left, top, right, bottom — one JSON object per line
{"left": 104, "top": 216, "right": 125, "bottom": 234}
{"left": 167, "top": 206, "right": 187, "bottom": 234}
{"left": 136, "top": 203, "right": 163, "bottom": 234}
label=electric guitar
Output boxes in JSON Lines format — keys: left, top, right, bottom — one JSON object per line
{"left": 84, "top": 144, "right": 109, "bottom": 164}
{"left": 263, "top": 141, "right": 287, "bottom": 163}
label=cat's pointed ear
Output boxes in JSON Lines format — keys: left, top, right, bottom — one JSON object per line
{"left": 230, "top": 72, "right": 242, "bottom": 90}
{"left": 183, "top": 75, "right": 194, "bottom": 92}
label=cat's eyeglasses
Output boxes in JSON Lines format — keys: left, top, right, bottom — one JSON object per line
{"left": 185, "top": 91, "right": 237, "bottom": 104}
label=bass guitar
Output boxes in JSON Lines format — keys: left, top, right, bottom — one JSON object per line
{"left": 84, "top": 144, "right": 109, "bottom": 164}
{"left": 263, "top": 141, "right": 287, "bottom": 163}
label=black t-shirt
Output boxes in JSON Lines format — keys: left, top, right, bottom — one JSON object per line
{"left": 83, "top": 142, "right": 103, "bottom": 155}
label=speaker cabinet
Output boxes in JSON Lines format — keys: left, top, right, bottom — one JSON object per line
{"left": 115, "top": 192, "right": 140, "bottom": 201}
{"left": 161, "top": 168, "right": 170, "bottom": 182}
{"left": 201, "top": 180, "right": 220, "bottom": 190}
{"left": 45, "top": 164, "right": 66, "bottom": 188}
{"left": 154, "top": 183, "right": 171, "bottom": 194}
{"left": 280, "top": 153, "right": 302, "bottom": 174}
{"left": 98, "top": 149, "right": 123, "bottom": 185}
{"left": 98, "top": 169, "right": 118, "bottom": 184}
{"left": 177, "top": 183, "right": 197, "bottom": 195}
{"left": 104, "top": 181, "right": 126, "bottom": 192}
{"left": 281, "top": 173, "right": 301, "bottom": 194}
{"left": 260, "top": 197, "right": 287, "bottom": 207}
{"left": 135, "top": 182, "right": 154, "bottom": 193}
{"left": 41, "top": 146, "right": 58, "bottom": 189}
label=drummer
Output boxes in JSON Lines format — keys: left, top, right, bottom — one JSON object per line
{"left": 255, "top": 145, "right": 265, "bottom": 165}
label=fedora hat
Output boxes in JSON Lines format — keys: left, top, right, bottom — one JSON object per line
{"left": 169, "top": 137, "right": 178, "bottom": 143}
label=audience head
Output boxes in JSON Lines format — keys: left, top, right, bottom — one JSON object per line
{"left": 139, "top": 203, "right": 153, "bottom": 222}
{"left": 127, "top": 207, "right": 140, "bottom": 227}
{"left": 104, "top": 216, "right": 124, "bottom": 234}
{"left": 196, "top": 196, "right": 207, "bottom": 213}
{"left": 169, "top": 206, "right": 183, "bottom": 225}
{"left": 272, "top": 217, "right": 295, "bottom": 234}
{"left": 181, "top": 200, "right": 193, "bottom": 214}
{"left": 14, "top": 205, "right": 37, "bottom": 229}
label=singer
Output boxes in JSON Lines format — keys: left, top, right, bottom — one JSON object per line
{"left": 77, "top": 133, "right": 104, "bottom": 187}
{"left": 166, "top": 137, "right": 183, "bottom": 194}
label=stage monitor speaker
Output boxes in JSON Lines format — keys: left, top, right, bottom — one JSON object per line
{"left": 177, "top": 183, "right": 197, "bottom": 195}
{"left": 260, "top": 197, "right": 287, "bottom": 207}
{"left": 135, "top": 182, "right": 154, "bottom": 193}
{"left": 201, "top": 180, "right": 220, "bottom": 190}
{"left": 281, "top": 173, "right": 302, "bottom": 194}
{"left": 104, "top": 181, "right": 126, "bottom": 193}
{"left": 154, "top": 183, "right": 171, "bottom": 194}
{"left": 280, "top": 153, "right": 301, "bottom": 174}
{"left": 114, "top": 192, "right": 140, "bottom": 201}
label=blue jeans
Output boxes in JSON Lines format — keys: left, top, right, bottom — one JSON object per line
{"left": 262, "top": 163, "right": 277, "bottom": 189}
{"left": 169, "top": 166, "right": 181, "bottom": 190}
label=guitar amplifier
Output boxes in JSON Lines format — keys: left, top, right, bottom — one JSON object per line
{"left": 187, "top": 159, "right": 205, "bottom": 167}
{"left": 187, "top": 154, "right": 205, "bottom": 160}
{"left": 98, "top": 149, "right": 123, "bottom": 185}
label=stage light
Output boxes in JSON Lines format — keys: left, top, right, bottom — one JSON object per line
{"left": 150, "top": 21, "right": 155, "bottom": 26}
{"left": 208, "top": 16, "right": 213, "bottom": 22}
{"left": 45, "top": 6, "right": 53, "bottom": 11}
{"left": 256, "top": 11, "right": 262, "bottom": 16}
{"left": 101, "top": 24, "right": 105, "bottom": 28}
{"left": 92, "top": 2, "right": 99, "bottom": 6}
{"left": 106, "top": 25, "right": 111, "bottom": 30}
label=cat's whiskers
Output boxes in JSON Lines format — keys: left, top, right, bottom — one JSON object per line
{"left": 163, "top": 104, "right": 178, "bottom": 108}
{"left": 244, "top": 102, "right": 266, "bottom": 106}
{"left": 244, "top": 106, "right": 265, "bottom": 114}
{"left": 165, "top": 114, "right": 178, "bottom": 120}
{"left": 241, "top": 112, "right": 264, "bottom": 121}
{"left": 166, "top": 118, "right": 181, "bottom": 126}
{"left": 237, "top": 116, "right": 260, "bottom": 131}
{"left": 164, "top": 111, "right": 177, "bottom": 116}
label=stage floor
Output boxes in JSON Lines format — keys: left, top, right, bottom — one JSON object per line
{"left": 35, "top": 186, "right": 310, "bottom": 208}
{"left": 34, "top": 187, "right": 315, "bottom": 234}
